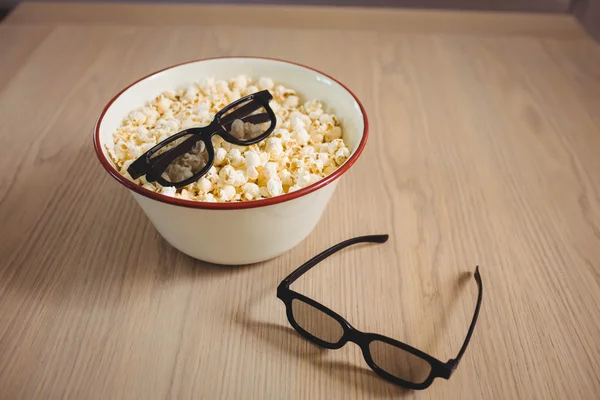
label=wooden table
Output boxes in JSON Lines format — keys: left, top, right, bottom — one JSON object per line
{"left": 1, "top": 2, "right": 600, "bottom": 399}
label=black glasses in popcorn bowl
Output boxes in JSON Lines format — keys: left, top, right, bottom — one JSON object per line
{"left": 277, "top": 234, "right": 483, "bottom": 390}
{"left": 127, "top": 89, "right": 276, "bottom": 188}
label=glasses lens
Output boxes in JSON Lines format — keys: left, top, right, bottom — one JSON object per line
{"left": 220, "top": 98, "right": 272, "bottom": 142}
{"left": 369, "top": 340, "right": 432, "bottom": 384}
{"left": 291, "top": 299, "right": 345, "bottom": 344}
{"left": 158, "top": 134, "right": 209, "bottom": 184}
{"left": 149, "top": 133, "right": 192, "bottom": 160}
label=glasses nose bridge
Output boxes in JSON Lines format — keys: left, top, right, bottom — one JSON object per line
{"left": 345, "top": 326, "right": 367, "bottom": 345}
{"left": 203, "top": 120, "right": 221, "bottom": 138}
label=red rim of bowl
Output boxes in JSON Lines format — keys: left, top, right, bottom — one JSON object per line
{"left": 93, "top": 56, "right": 369, "bottom": 210}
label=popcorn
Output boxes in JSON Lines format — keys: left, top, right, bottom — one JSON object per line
{"left": 259, "top": 186, "right": 270, "bottom": 198}
{"left": 198, "top": 177, "right": 213, "bottom": 193}
{"left": 291, "top": 118, "right": 304, "bottom": 132}
{"left": 325, "top": 126, "right": 342, "bottom": 141}
{"left": 129, "top": 111, "right": 146, "bottom": 125}
{"left": 245, "top": 151, "right": 261, "bottom": 169}
{"left": 258, "top": 77, "right": 275, "bottom": 90}
{"left": 126, "top": 141, "right": 142, "bottom": 159}
{"left": 247, "top": 167, "right": 259, "bottom": 181}
{"left": 296, "top": 170, "right": 313, "bottom": 188}
{"left": 280, "top": 169, "right": 293, "bottom": 187}
{"left": 215, "top": 80, "right": 229, "bottom": 93}
{"left": 219, "top": 165, "right": 237, "bottom": 185}
{"left": 206, "top": 166, "right": 219, "bottom": 184}
{"left": 278, "top": 156, "right": 291, "bottom": 170}
{"left": 294, "top": 129, "right": 310, "bottom": 146}
{"left": 143, "top": 106, "right": 160, "bottom": 119}
{"left": 265, "top": 137, "right": 284, "bottom": 160}
{"left": 214, "top": 147, "right": 227, "bottom": 165}
{"left": 232, "top": 75, "right": 248, "bottom": 90}
{"left": 204, "top": 193, "right": 217, "bottom": 202}
{"left": 157, "top": 97, "right": 172, "bottom": 113}
{"left": 242, "top": 182, "right": 260, "bottom": 200}
{"left": 267, "top": 179, "right": 283, "bottom": 197}
{"left": 319, "top": 113, "right": 334, "bottom": 127}
{"left": 273, "top": 128, "right": 291, "bottom": 142}
{"left": 183, "top": 85, "right": 198, "bottom": 102}
{"left": 109, "top": 75, "right": 351, "bottom": 202}
{"left": 228, "top": 90, "right": 241, "bottom": 102}
{"left": 310, "top": 132, "right": 324, "bottom": 144}
{"left": 245, "top": 85, "right": 259, "bottom": 95}
{"left": 231, "top": 119, "right": 245, "bottom": 139}
{"left": 284, "top": 96, "right": 299, "bottom": 108}
{"left": 219, "top": 185, "right": 236, "bottom": 201}
{"left": 259, "top": 152, "right": 270, "bottom": 165}
{"left": 178, "top": 189, "right": 193, "bottom": 200}
{"left": 263, "top": 162, "right": 279, "bottom": 180}
{"left": 334, "top": 147, "right": 350, "bottom": 165}
{"left": 317, "top": 152, "right": 331, "bottom": 167}
{"left": 182, "top": 118, "right": 195, "bottom": 129}
{"left": 196, "top": 103, "right": 210, "bottom": 119}
{"left": 308, "top": 158, "right": 324, "bottom": 174}
{"left": 323, "top": 165, "right": 336, "bottom": 175}
{"left": 309, "top": 109, "right": 324, "bottom": 120}
{"left": 290, "top": 158, "right": 305, "bottom": 173}
{"left": 139, "top": 138, "right": 154, "bottom": 152}
{"left": 166, "top": 119, "right": 180, "bottom": 131}
{"left": 232, "top": 170, "right": 248, "bottom": 187}
{"left": 274, "top": 84, "right": 295, "bottom": 98}
{"left": 164, "top": 89, "right": 177, "bottom": 100}
{"left": 299, "top": 145, "right": 316, "bottom": 159}
{"left": 328, "top": 139, "right": 345, "bottom": 154}
{"left": 227, "top": 148, "right": 245, "bottom": 168}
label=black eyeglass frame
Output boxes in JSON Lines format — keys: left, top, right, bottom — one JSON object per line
{"left": 127, "top": 89, "right": 276, "bottom": 188}
{"left": 276, "top": 234, "right": 483, "bottom": 390}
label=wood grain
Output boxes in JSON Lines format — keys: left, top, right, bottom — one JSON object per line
{"left": 1, "top": 2, "right": 600, "bottom": 399}
{"left": 6, "top": 1, "right": 585, "bottom": 39}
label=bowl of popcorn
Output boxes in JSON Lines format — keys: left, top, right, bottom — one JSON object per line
{"left": 94, "top": 57, "right": 368, "bottom": 265}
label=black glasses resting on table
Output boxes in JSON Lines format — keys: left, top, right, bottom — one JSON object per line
{"left": 277, "top": 234, "right": 483, "bottom": 390}
{"left": 127, "top": 90, "right": 276, "bottom": 188}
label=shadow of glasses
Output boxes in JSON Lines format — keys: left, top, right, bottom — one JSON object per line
{"left": 236, "top": 306, "right": 409, "bottom": 398}
{"left": 421, "top": 270, "right": 474, "bottom": 356}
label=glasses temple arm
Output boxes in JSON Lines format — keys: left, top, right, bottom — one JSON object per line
{"left": 450, "top": 266, "right": 483, "bottom": 368}
{"left": 280, "top": 234, "right": 389, "bottom": 288}
{"left": 220, "top": 95, "right": 271, "bottom": 127}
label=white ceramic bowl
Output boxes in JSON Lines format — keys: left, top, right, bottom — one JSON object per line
{"left": 94, "top": 57, "right": 368, "bottom": 265}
